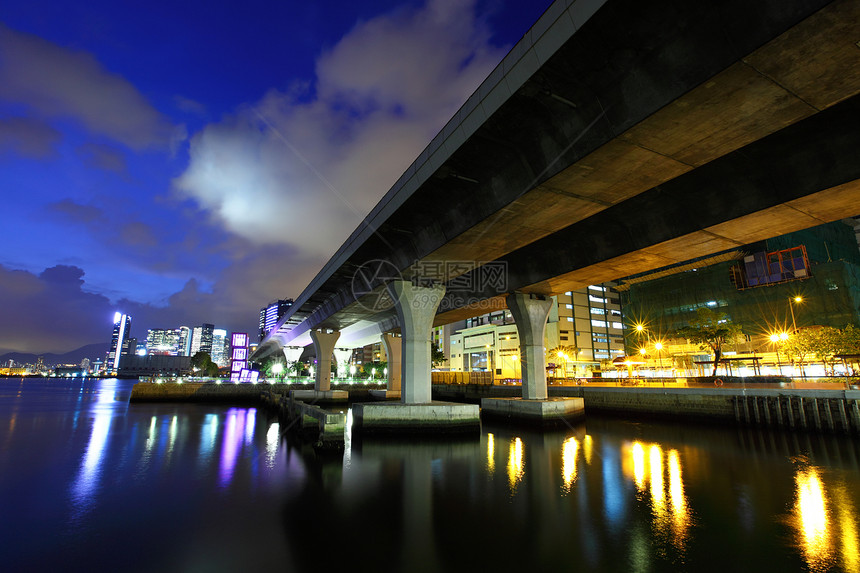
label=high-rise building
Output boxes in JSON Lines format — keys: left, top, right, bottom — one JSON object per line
{"left": 211, "top": 329, "right": 229, "bottom": 367}
{"left": 107, "top": 312, "right": 131, "bottom": 372}
{"left": 259, "top": 299, "right": 294, "bottom": 340}
{"left": 146, "top": 328, "right": 183, "bottom": 355}
{"left": 446, "top": 283, "right": 625, "bottom": 379}
{"left": 178, "top": 326, "right": 191, "bottom": 356}
{"left": 190, "top": 324, "right": 215, "bottom": 356}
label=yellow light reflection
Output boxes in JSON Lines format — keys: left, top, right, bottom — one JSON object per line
{"left": 487, "top": 433, "right": 495, "bottom": 474}
{"left": 631, "top": 442, "right": 646, "bottom": 492}
{"left": 507, "top": 437, "right": 524, "bottom": 491}
{"left": 649, "top": 445, "right": 664, "bottom": 506}
{"left": 583, "top": 435, "right": 593, "bottom": 465}
{"left": 668, "top": 449, "right": 691, "bottom": 546}
{"left": 794, "top": 468, "right": 831, "bottom": 570}
{"left": 835, "top": 486, "right": 860, "bottom": 572}
{"left": 561, "top": 437, "right": 579, "bottom": 492}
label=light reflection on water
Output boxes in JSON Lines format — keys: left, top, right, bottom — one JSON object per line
{"left": 506, "top": 436, "right": 524, "bottom": 492}
{"left": 791, "top": 463, "right": 860, "bottom": 572}
{"left": 3, "top": 379, "right": 860, "bottom": 572}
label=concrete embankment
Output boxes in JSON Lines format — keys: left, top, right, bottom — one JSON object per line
{"left": 433, "top": 384, "right": 860, "bottom": 434}
{"left": 130, "top": 382, "right": 266, "bottom": 404}
{"left": 130, "top": 382, "right": 386, "bottom": 404}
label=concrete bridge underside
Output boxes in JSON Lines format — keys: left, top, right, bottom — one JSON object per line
{"left": 254, "top": 0, "right": 860, "bottom": 358}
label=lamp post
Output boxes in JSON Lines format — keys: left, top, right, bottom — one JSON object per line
{"left": 789, "top": 296, "right": 803, "bottom": 332}
{"left": 769, "top": 333, "right": 783, "bottom": 375}
{"left": 654, "top": 342, "right": 664, "bottom": 376}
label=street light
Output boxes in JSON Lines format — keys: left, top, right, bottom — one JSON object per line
{"left": 769, "top": 333, "right": 783, "bottom": 374}
{"left": 789, "top": 296, "right": 803, "bottom": 332}
{"left": 654, "top": 342, "right": 664, "bottom": 375}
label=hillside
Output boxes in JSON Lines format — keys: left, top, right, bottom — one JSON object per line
{"left": 0, "top": 342, "right": 110, "bottom": 366}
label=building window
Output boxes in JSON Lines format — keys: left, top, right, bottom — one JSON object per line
{"left": 589, "top": 295, "right": 606, "bottom": 304}
{"left": 591, "top": 319, "right": 607, "bottom": 328}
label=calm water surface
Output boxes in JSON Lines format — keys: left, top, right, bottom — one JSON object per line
{"left": 1, "top": 378, "right": 859, "bottom": 572}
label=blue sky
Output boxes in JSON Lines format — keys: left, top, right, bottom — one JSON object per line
{"left": 0, "top": 0, "right": 553, "bottom": 353}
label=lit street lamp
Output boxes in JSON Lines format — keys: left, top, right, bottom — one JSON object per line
{"left": 789, "top": 296, "right": 803, "bottom": 332}
{"left": 769, "top": 333, "right": 783, "bottom": 375}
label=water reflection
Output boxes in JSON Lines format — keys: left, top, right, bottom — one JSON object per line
{"left": 623, "top": 440, "right": 692, "bottom": 555}
{"left": 7, "top": 379, "right": 860, "bottom": 572}
{"left": 794, "top": 466, "right": 829, "bottom": 570}
{"left": 790, "top": 462, "right": 860, "bottom": 572}
{"left": 561, "top": 436, "right": 578, "bottom": 493}
{"left": 507, "top": 436, "right": 524, "bottom": 492}
{"left": 70, "top": 380, "right": 119, "bottom": 513}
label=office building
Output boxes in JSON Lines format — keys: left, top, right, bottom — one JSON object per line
{"left": 190, "top": 323, "right": 214, "bottom": 356}
{"left": 107, "top": 312, "right": 131, "bottom": 373}
{"left": 259, "top": 299, "right": 294, "bottom": 340}
{"left": 211, "top": 329, "right": 230, "bottom": 367}
{"left": 446, "top": 283, "right": 626, "bottom": 379}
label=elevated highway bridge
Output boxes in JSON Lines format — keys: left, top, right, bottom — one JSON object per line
{"left": 251, "top": 0, "right": 860, "bottom": 418}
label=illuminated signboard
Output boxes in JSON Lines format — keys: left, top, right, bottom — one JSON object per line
{"left": 230, "top": 332, "right": 250, "bottom": 382}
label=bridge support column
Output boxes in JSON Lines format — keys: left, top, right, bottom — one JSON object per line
{"left": 370, "top": 333, "right": 402, "bottom": 400}
{"left": 352, "top": 281, "right": 479, "bottom": 432}
{"left": 310, "top": 329, "right": 339, "bottom": 391}
{"left": 481, "top": 292, "right": 583, "bottom": 424}
{"left": 508, "top": 292, "right": 553, "bottom": 400}
{"left": 333, "top": 348, "right": 352, "bottom": 379}
{"left": 388, "top": 281, "right": 444, "bottom": 404}
{"left": 291, "top": 330, "right": 348, "bottom": 403}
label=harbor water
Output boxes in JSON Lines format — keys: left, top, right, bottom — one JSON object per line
{"left": 1, "top": 378, "right": 859, "bottom": 572}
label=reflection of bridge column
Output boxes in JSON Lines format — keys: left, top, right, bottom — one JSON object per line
{"left": 310, "top": 330, "right": 340, "bottom": 391}
{"left": 507, "top": 293, "right": 553, "bottom": 400}
{"left": 382, "top": 333, "right": 402, "bottom": 393}
{"left": 333, "top": 348, "right": 352, "bottom": 379}
{"left": 386, "top": 281, "right": 445, "bottom": 404}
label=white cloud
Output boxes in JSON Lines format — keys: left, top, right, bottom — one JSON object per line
{"left": 174, "top": 0, "right": 507, "bottom": 259}
{"left": 0, "top": 23, "right": 180, "bottom": 150}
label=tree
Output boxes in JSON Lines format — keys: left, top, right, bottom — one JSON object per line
{"left": 362, "top": 360, "right": 387, "bottom": 379}
{"left": 431, "top": 347, "right": 446, "bottom": 367}
{"left": 190, "top": 351, "right": 219, "bottom": 377}
{"left": 673, "top": 307, "right": 743, "bottom": 376}
{"left": 791, "top": 325, "right": 860, "bottom": 375}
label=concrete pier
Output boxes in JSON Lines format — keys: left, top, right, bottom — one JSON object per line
{"left": 290, "top": 389, "right": 349, "bottom": 402}
{"left": 351, "top": 401, "right": 480, "bottom": 434}
{"left": 481, "top": 397, "right": 585, "bottom": 426}
{"left": 497, "top": 292, "right": 584, "bottom": 423}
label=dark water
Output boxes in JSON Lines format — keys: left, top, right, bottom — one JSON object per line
{"left": 2, "top": 378, "right": 859, "bottom": 572}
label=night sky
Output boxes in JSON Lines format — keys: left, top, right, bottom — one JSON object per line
{"left": 0, "top": 0, "right": 553, "bottom": 354}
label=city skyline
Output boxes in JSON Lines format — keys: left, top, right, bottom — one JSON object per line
{"left": 0, "top": 0, "right": 552, "bottom": 354}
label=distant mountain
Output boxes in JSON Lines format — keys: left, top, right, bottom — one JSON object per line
{"left": 0, "top": 342, "right": 110, "bottom": 366}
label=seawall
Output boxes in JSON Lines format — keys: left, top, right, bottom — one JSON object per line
{"left": 432, "top": 384, "right": 860, "bottom": 433}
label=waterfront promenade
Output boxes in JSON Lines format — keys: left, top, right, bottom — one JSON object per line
{"left": 130, "top": 378, "right": 860, "bottom": 435}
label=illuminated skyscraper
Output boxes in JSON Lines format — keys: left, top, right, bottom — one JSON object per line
{"left": 211, "top": 329, "right": 229, "bottom": 367}
{"left": 107, "top": 312, "right": 131, "bottom": 372}
{"left": 178, "top": 326, "right": 191, "bottom": 356}
{"left": 259, "top": 299, "right": 293, "bottom": 340}
{"left": 190, "top": 323, "right": 214, "bottom": 356}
